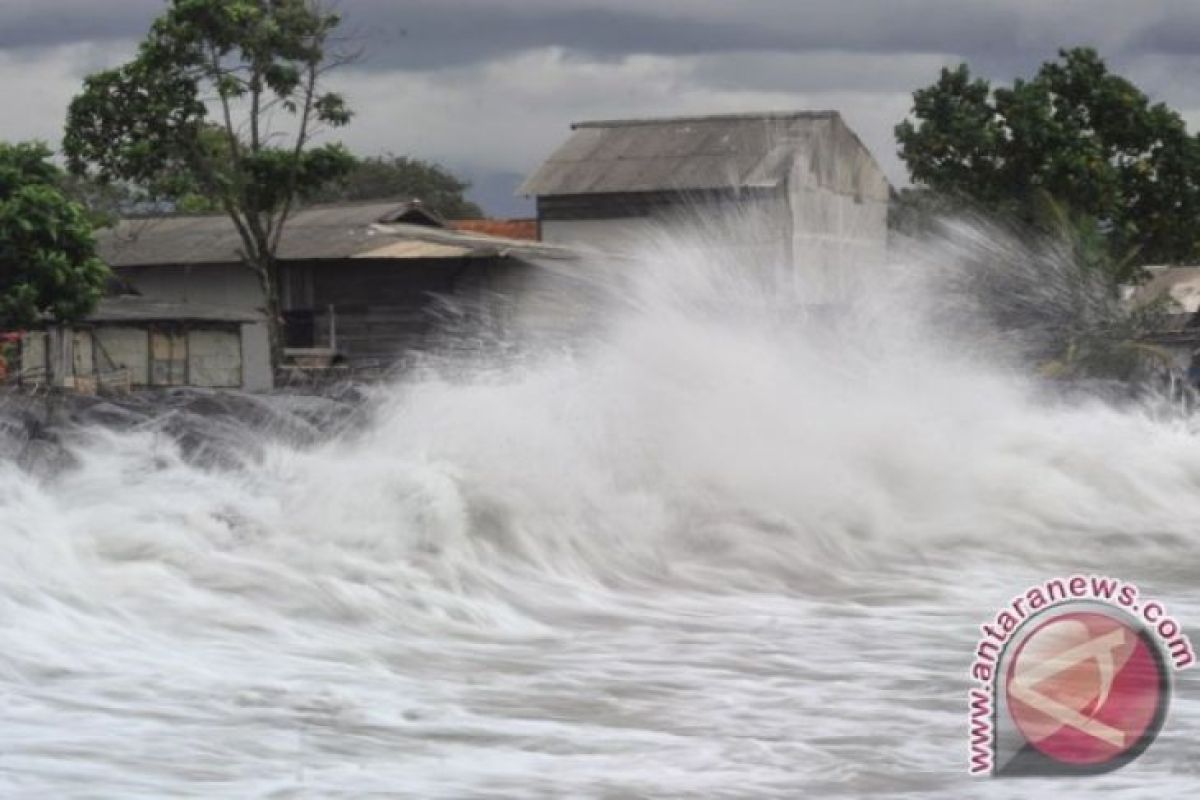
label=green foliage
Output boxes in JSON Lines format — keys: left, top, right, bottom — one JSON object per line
{"left": 0, "top": 142, "right": 109, "bottom": 328}
{"left": 63, "top": 0, "right": 358, "bottom": 361}
{"left": 64, "top": 0, "right": 354, "bottom": 215}
{"left": 896, "top": 48, "right": 1200, "bottom": 268}
{"left": 306, "top": 153, "right": 484, "bottom": 218}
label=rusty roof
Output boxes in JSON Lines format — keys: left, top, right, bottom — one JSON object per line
{"left": 450, "top": 219, "right": 538, "bottom": 240}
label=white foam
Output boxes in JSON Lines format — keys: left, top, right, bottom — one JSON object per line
{"left": 1, "top": 216, "right": 1198, "bottom": 797}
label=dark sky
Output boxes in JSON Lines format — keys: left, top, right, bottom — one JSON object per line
{"left": 3, "top": 0, "right": 1200, "bottom": 215}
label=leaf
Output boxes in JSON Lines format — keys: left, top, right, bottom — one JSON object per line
{"left": 0, "top": 142, "right": 109, "bottom": 327}
{"left": 62, "top": 0, "right": 352, "bottom": 269}
{"left": 897, "top": 46, "right": 1200, "bottom": 265}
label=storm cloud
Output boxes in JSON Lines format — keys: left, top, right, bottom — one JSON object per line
{"left": 3, "top": 0, "right": 1200, "bottom": 215}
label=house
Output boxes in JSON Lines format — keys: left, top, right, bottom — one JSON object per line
{"left": 1131, "top": 266, "right": 1200, "bottom": 370}
{"left": 16, "top": 296, "right": 270, "bottom": 392}
{"left": 519, "top": 111, "right": 890, "bottom": 295}
{"left": 92, "top": 201, "right": 574, "bottom": 388}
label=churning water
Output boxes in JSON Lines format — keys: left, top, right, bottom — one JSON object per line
{"left": 1, "top": 217, "right": 1199, "bottom": 799}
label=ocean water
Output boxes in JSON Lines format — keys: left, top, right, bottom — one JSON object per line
{"left": 1, "top": 220, "right": 1198, "bottom": 798}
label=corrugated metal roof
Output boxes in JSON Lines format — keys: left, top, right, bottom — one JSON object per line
{"left": 518, "top": 111, "right": 843, "bottom": 196}
{"left": 96, "top": 202, "right": 569, "bottom": 268}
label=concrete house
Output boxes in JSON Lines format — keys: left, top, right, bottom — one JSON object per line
{"left": 519, "top": 111, "right": 890, "bottom": 297}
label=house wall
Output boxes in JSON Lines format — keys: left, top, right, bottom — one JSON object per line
{"left": 528, "top": 190, "right": 804, "bottom": 342}
{"left": 115, "top": 263, "right": 265, "bottom": 311}
{"left": 21, "top": 322, "right": 271, "bottom": 392}
{"left": 93, "top": 261, "right": 272, "bottom": 389}
{"left": 110, "top": 256, "right": 494, "bottom": 369}
{"left": 188, "top": 329, "right": 242, "bottom": 386}
{"left": 19, "top": 331, "right": 47, "bottom": 384}
{"left": 537, "top": 190, "right": 790, "bottom": 264}
{"left": 787, "top": 117, "right": 889, "bottom": 302}
{"left": 47, "top": 327, "right": 73, "bottom": 387}
{"left": 94, "top": 327, "right": 150, "bottom": 385}
{"left": 534, "top": 121, "right": 889, "bottom": 307}
{"left": 240, "top": 322, "right": 273, "bottom": 391}
{"left": 109, "top": 255, "right": 562, "bottom": 371}
{"left": 285, "top": 258, "right": 472, "bottom": 364}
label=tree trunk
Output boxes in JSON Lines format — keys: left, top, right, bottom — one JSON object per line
{"left": 250, "top": 252, "right": 285, "bottom": 375}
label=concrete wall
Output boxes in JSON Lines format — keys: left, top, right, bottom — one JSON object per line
{"left": 534, "top": 118, "right": 889, "bottom": 308}
{"left": 539, "top": 191, "right": 790, "bottom": 262}
{"left": 530, "top": 191, "right": 799, "bottom": 341}
{"left": 786, "top": 116, "right": 888, "bottom": 303}
{"left": 116, "top": 263, "right": 265, "bottom": 311}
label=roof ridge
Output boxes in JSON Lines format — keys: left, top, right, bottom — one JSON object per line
{"left": 116, "top": 199, "right": 425, "bottom": 224}
{"left": 571, "top": 110, "right": 839, "bottom": 129}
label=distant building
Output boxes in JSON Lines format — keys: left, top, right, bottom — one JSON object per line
{"left": 1131, "top": 266, "right": 1200, "bottom": 370}
{"left": 519, "top": 111, "right": 890, "bottom": 295}
{"left": 90, "top": 201, "right": 572, "bottom": 389}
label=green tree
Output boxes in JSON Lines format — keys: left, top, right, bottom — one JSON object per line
{"left": 307, "top": 153, "right": 484, "bottom": 218}
{"left": 896, "top": 47, "right": 1200, "bottom": 273}
{"left": 63, "top": 0, "right": 357, "bottom": 364}
{"left": 0, "top": 142, "right": 109, "bottom": 329}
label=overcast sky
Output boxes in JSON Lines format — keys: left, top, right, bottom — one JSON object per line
{"left": 4, "top": 0, "right": 1200, "bottom": 215}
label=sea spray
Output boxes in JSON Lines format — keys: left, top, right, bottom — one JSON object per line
{"left": 1, "top": 213, "right": 1199, "bottom": 798}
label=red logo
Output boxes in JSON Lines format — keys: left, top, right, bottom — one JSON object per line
{"left": 1005, "top": 610, "right": 1165, "bottom": 767}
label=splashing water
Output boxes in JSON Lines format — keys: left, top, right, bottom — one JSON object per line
{"left": 2, "top": 214, "right": 1199, "bottom": 798}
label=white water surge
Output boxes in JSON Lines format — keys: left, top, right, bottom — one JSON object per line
{"left": 1, "top": 219, "right": 1199, "bottom": 798}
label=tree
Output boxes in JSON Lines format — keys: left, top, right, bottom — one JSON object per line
{"left": 63, "top": 0, "right": 357, "bottom": 364}
{"left": 306, "top": 153, "right": 484, "bottom": 218}
{"left": 896, "top": 47, "right": 1200, "bottom": 271}
{"left": 0, "top": 142, "right": 109, "bottom": 329}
